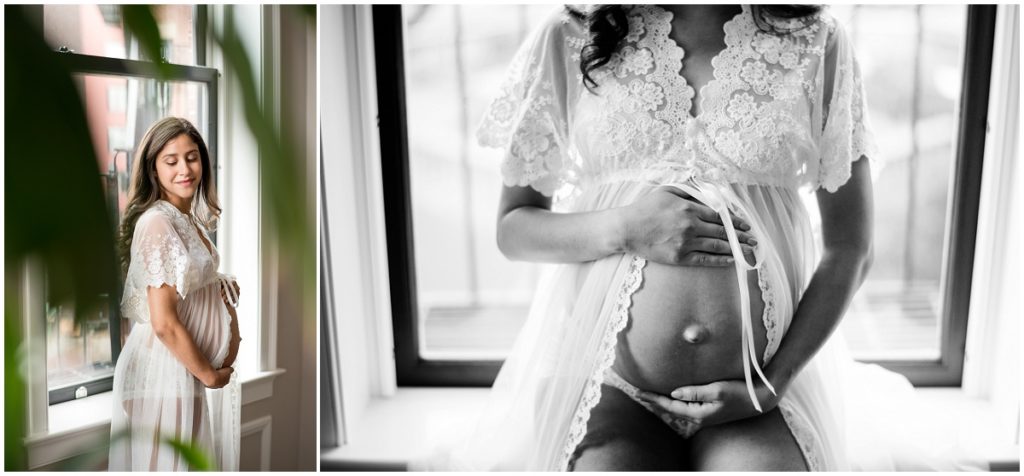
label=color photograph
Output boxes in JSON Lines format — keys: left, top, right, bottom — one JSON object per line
{"left": 6, "top": 4, "right": 317, "bottom": 471}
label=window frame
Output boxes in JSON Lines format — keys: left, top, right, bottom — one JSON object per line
{"left": 870, "top": 5, "right": 997, "bottom": 386}
{"left": 42, "top": 6, "right": 219, "bottom": 404}
{"left": 375, "top": 5, "right": 998, "bottom": 388}
{"left": 373, "top": 5, "right": 499, "bottom": 386}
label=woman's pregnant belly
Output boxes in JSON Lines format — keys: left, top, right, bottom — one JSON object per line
{"left": 177, "top": 285, "right": 233, "bottom": 369}
{"left": 613, "top": 261, "right": 767, "bottom": 395}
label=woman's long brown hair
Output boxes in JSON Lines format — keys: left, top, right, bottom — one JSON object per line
{"left": 117, "top": 117, "right": 220, "bottom": 275}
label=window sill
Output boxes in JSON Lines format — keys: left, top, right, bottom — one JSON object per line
{"left": 319, "top": 387, "right": 1019, "bottom": 471}
{"left": 25, "top": 368, "right": 286, "bottom": 469}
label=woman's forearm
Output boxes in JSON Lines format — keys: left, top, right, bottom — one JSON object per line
{"left": 152, "top": 316, "right": 218, "bottom": 385}
{"left": 223, "top": 304, "right": 241, "bottom": 368}
{"left": 765, "top": 244, "right": 872, "bottom": 388}
{"left": 497, "top": 205, "right": 626, "bottom": 263}
{"left": 766, "top": 157, "right": 875, "bottom": 389}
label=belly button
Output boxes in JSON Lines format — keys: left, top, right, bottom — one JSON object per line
{"left": 682, "top": 325, "right": 708, "bottom": 344}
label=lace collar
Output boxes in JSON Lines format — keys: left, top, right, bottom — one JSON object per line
{"left": 152, "top": 199, "right": 218, "bottom": 262}
{"left": 631, "top": 4, "right": 753, "bottom": 126}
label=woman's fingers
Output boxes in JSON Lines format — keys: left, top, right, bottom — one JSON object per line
{"left": 688, "top": 238, "right": 756, "bottom": 256}
{"left": 694, "top": 222, "right": 758, "bottom": 245}
{"left": 684, "top": 239, "right": 757, "bottom": 262}
{"left": 658, "top": 186, "right": 751, "bottom": 230}
{"left": 656, "top": 185, "right": 693, "bottom": 200}
{"left": 679, "top": 252, "right": 734, "bottom": 267}
{"left": 637, "top": 391, "right": 723, "bottom": 421}
{"left": 672, "top": 384, "right": 719, "bottom": 402}
{"left": 687, "top": 201, "right": 752, "bottom": 232}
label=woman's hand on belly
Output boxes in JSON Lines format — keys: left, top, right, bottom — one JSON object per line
{"left": 619, "top": 186, "right": 757, "bottom": 266}
{"left": 636, "top": 379, "right": 781, "bottom": 428}
{"left": 220, "top": 279, "right": 240, "bottom": 307}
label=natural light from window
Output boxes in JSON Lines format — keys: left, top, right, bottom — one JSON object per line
{"left": 402, "top": 5, "right": 969, "bottom": 363}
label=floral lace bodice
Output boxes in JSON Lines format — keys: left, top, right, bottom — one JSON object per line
{"left": 478, "top": 5, "right": 878, "bottom": 199}
{"left": 121, "top": 200, "right": 221, "bottom": 323}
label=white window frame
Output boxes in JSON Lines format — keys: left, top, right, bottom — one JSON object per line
{"left": 320, "top": 4, "right": 397, "bottom": 448}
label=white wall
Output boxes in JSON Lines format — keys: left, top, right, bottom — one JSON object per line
{"left": 963, "top": 3, "right": 1020, "bottom": 444}
{"left": 320, "top": 4, "right": 397, "bottom": 448}
{"left": 265, "top": 4, "right": 319, "bottom": 470}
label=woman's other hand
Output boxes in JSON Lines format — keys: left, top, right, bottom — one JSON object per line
{"left": 618, "top": 186, "right": 757, "bottom": 266}
{"left": 202, "top": 366, "right": 234, "bottom": 389}
{"left": 636, "top": 379, "right": 781, "bottom": 427}
{"left": 220, "top": 279, "right": 240, "bottom": 307}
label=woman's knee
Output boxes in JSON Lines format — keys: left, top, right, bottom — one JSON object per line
{"left": 572, "top": 437, "right": 677, "bottom": 471}
{"left": 568, "top": 384, "right": 687, "bottom": 471}
{"left": 689, "top": 409, "right": 808, "bottom": 471}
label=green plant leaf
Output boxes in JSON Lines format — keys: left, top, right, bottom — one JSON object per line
{"left": 214, "top": 5, "right": 314, "bottom": 290}
{"left": 120, "top": 5, "right": 173, "bottom": 78}
{"left": 163, "top": 438, "right": 215, "bottom": 471}
{"left": 5, "top": 6, "right": 117, "bottom": 318}
{"left": 5, "top": 298, "right": 27, "bottom": 471}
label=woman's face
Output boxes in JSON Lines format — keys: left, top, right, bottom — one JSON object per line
{"left": 154, "top": 133, "right": 203, "bottom": 208}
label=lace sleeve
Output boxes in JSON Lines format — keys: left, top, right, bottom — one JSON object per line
{"left": 817, "top": 20, "right": 879, "bottom": 193}
{"left": 476, "top": 9, "right": 583, "bottom": 197}
{"left": 120, "top": 211, "right": 190, "bottom": 323}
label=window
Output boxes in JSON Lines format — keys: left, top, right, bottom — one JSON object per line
{"left": 37, "top": 5, "right": 219, "bottom": 404}
{"left": 43, "top": 5, "right": 199, "bottom": 65}
{"left": 375, "top": 6, "right": 997, "bottom": 387}
{"left": 376, "top": 5, "right": 555, "bottom": 385}
{"left": 832, "top": 5, "right": 996, "bottom": 385}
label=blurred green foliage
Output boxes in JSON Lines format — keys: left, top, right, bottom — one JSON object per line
{"left": 5, "top": 4, "right": 314, "bottom": 471}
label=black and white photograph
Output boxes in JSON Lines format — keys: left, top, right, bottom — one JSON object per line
{"left": 319, "top": 3, "right": 1019, "bottom": 472}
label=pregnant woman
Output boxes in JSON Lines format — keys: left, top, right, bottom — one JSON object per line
{"left": 109, "top": 117, "right": 242, "bottom": 471}
{"left": 438, "top": 4, "right": 879, "bottom": 470}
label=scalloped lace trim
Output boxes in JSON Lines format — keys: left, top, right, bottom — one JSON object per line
{"left": 560, "top": 255, "right": 646, "bottom": 471}
{"left": 778, "top": 400, "right": 825, "bottom": 471}
{"left": 758, "top": 258, "right": 780, "bottom": 364}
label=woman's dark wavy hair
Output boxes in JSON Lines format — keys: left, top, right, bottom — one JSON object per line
{"left": 573, "top": 5, "right": 823, "bottom": 91}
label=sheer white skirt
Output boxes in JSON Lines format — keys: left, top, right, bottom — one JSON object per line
{"left": 109, "top": 283, "right": 240, "bottom": 471}
{"left": 426, "top": 175, "right": 982, "bottom": 471}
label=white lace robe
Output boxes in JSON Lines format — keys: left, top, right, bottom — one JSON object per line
{"left": 433, "top": 5, "right": 979, "bottom": 471}
{"left": 109, "top": 200, "right": 240, "bottom": 471}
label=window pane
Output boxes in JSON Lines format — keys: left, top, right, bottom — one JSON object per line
{"left": 45, "top": 300, "right": 114, "bottom": 390}
{"left": 45, "top": 74, "right": 209, "bottom": 395}
{"left": 43, "top": 5, "right": 196, "bottom": 65}
{"left": 829, "top": 5, "right": 967, "bottom": 360}
{"left": 403, "top": 5, "right": 554, "bottom": 360}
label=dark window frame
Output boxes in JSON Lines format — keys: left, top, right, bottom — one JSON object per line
{"left": 43, "top": 5, "right": 220, "bottom": 404}
{"left": 375, "top": 5, "right": 998, "bottom": 388}
{"left": 872, "top": 5, "right": 997, "bottom": 386}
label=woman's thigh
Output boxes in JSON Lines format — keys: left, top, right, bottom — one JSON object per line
{"left": 688, "top": 407, "right": 808, "bottom": 471}
{"left": 569, "top": 384, "right": 688, "bottom": 471}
